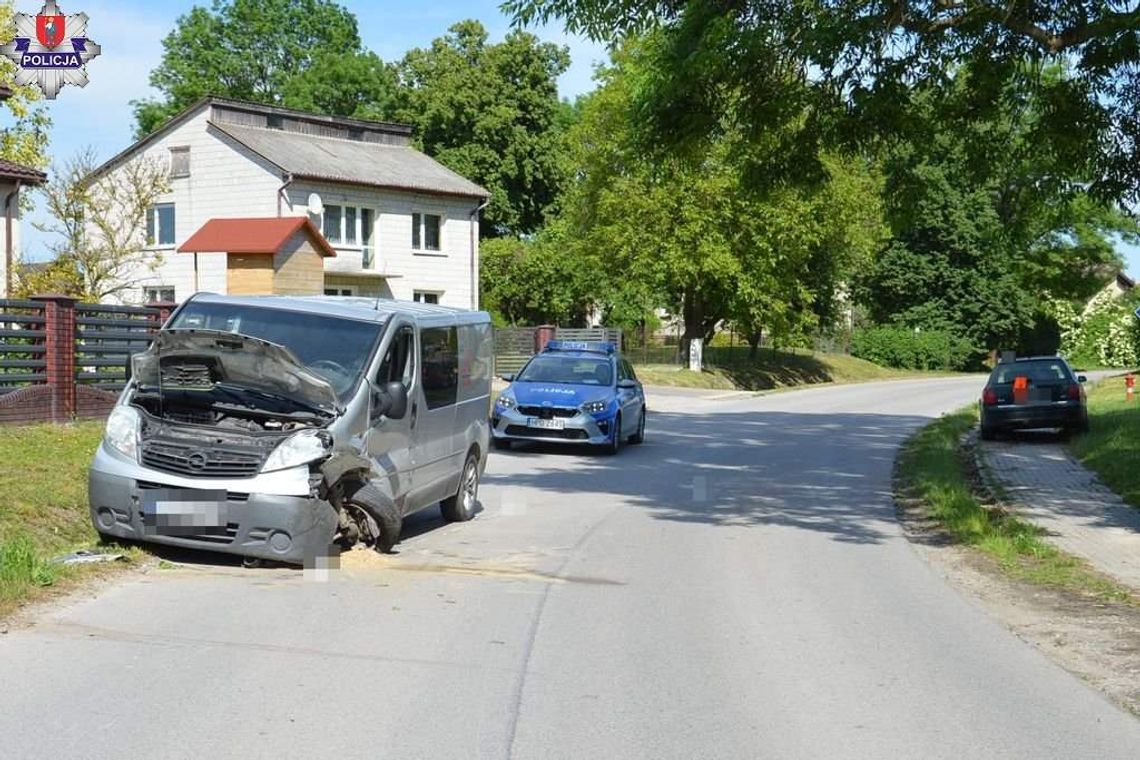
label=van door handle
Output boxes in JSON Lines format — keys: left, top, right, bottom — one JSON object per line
{"left": 410, "top": 402, "right": 418, "bottom": 430}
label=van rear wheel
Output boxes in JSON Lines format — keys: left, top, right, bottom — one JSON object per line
{"left": 441, "top": 452, "right": 480, "bottom": 522}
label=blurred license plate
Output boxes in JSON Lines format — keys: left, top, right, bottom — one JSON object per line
{"left": 1016, "top": 388, "right": 1053, "bottom": 405}
{"left": 141, "top": 489, "right": 228, "bottom": 535}
{"left": 528, "top": 418, "right": 565, "bottom": 430}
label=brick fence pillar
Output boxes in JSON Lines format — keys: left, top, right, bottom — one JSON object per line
{"left": 152, "top": 300, "right": 177, "bottom": 328}
{"left": 33, "top": 294, "right": 77, "bottom": 423}
{"left": 534, "top": 325, "right": 556, "bottom": 354}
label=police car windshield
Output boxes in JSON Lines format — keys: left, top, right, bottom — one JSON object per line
{"left": 517, "top": 355, "right": 613, "bottom": 386}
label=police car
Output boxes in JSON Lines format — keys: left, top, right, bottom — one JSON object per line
{"left": 491, "top": 340, "right": 646, "bottom": 453}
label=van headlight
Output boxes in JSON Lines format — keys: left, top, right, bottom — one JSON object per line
{"left": 104, "top": 406, "right": 140, "bottom": 460}
{"left": 581, "top": 399, "right": 608, "bottom": 414}
{"left": 262, "top": 429, "right": 333, "bottom": 472}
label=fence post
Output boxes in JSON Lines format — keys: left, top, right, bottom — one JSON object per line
{"left": 534, "top": 325, "right": 555, "bottom": 354}
{"left": 32, "top": 294, "right": 77, "bottom": 423}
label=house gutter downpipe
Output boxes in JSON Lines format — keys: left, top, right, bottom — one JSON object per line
{"left": 277, "top": 172, "right": 294, "bottom": 217}
{"left": 469, "top": 196, "right": 489, "bottom": 310}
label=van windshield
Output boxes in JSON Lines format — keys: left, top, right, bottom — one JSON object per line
{"left": 170, "top": 302, "right": 383, "bottom": 400}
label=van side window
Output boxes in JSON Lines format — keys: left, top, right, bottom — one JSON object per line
{"left": 457, "top": 322, "right": 493, "bottom": 403}
{"left": 377, "top": 325, "right": 415, "bottom": 390}
{"left": 421, "top": 326, "right": 458, "bottom": 409}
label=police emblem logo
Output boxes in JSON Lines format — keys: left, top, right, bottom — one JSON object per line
{"left": 0, "top": 1, "right": 101, "bottom": 99}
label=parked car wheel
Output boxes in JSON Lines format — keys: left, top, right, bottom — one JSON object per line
{"left": 980, "top": 425, "right": 997, "bottom": 441}
{"left": 441, "top": 451, "right": 480, "bottom": 522}
{"left": 629, "top": 409, "right": 646, "bottom": 444}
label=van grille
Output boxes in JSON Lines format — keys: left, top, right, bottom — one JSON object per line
{"left": 140, "top": 441, "right": 265, "bottom": 478}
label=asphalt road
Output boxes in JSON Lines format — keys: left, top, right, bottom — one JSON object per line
{"left": 4, "top": 375, "right": 1140, "bottom": 759}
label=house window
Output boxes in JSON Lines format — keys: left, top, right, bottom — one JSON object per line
{"left": 361, "top": 208, "right": 375, "bottom": 268}
{"left": 345, "top": 207, "right": 357, "bottom": 244}
{"left": 143, "top": 286, "right": 176, "bottom": 303}
{"left": 323, "top": 287, "right": 356, "bottom": 296}
{"left": 146, "top": 203, "right": 176, "bottom": 246}
{"left": 320, "top": 205, "right": 372, "bottom": 250}
{"left": 169, "top": 147, "right": 190, "bottom": 178}
{"left": 323, "top": 204, "right": 343, "bottom": 244}
{"left": 414, "top": 291, "right": 440, "bottom": 305}
{"left": 412, "top": 213, "right": 441, "bottom": 252}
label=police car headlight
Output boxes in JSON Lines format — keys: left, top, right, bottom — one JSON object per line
{"left": 495, "top": 394, "right": 515, "bottom": 409}
{"left": 262, "top": 429, "right": 332, "bottom": 472}
{"left": 580, "top": 400, "right": 608, "bottom": 414}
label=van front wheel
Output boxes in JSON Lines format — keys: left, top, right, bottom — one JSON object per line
{"left": 441, "top": 452, "right": 480, "bottom": 522}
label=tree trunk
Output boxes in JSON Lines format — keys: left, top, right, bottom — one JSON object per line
{"left": 747, "top": 329, "right": 762, "bottom": 360}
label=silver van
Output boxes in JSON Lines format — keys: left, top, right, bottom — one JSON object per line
{"left": 88, "top": 294, "right": 492, "bottom": 565}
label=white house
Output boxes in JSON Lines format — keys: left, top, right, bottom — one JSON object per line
{"left": 88, "top": 97, "right": 490, "bottom": 308}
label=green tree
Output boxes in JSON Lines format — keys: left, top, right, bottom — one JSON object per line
{"left": 480, "top": 230, "right": 594, "bottom": 325}
{"left": 132, "top": 0, "right": 395, "bottom": 135}
{"left": 395, "top": 20, "right": 571, "bottom": 237}
{"left": 507, "top": 0, "right": 1140, "bottom": 202}
{"left": 558, "top": 40, "right": 880, "bottom": 363}
{"left": 857, "top": 68, "right": 1136, "bottom": 356}
{"left": 0, "top": 0, "right": 50, "bottom": 177}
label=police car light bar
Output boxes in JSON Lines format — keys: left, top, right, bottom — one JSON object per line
{"left": 543, "top": 340, "right": 617, "bottom": 355}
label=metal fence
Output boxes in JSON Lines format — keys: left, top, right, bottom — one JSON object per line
{"left": 0, "top": 296, "right": 173, "bottom": 426}
{"left": 493, "top": 326, "right": 624, "bottom": 376}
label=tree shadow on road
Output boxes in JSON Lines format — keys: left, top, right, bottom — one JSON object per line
{"left": 488, "top": 410, "right": 935, "bottom": 545}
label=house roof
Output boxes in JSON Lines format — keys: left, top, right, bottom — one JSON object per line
{"left": 177, "top": 217, "right": 336, "bottom": 257}
{"left": 1118, "top": 271, "right": 1135, "bottom": 290}
{"left": 209, "top": 121, "right": 490, "bottom": 199}
{"left": 0, "top": 158, "right": 47, "bottom": 184}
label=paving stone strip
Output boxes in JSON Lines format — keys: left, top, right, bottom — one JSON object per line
{"left": 979, "top": 436, "right": 1140, "bottom": 591}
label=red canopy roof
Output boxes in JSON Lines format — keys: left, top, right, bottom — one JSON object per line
{"left": 177, "top": 217, "right": 336, "bottom": 257}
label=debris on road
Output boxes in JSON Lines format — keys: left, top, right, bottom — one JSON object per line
{"left": 50, "top": 550, "right": 126, "bottom": 566}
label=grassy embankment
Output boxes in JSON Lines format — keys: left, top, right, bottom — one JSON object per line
{"left": 896, "top": 407, "right": 1133, "bottom": 602}
{"left": 0, "top": 421, "right": 139, "bottom": 619}
{"left": 633, "top": 346, "right": 942, "bottom": 391}
{"left": 1070, "top": 376, "right": 1140, "bottom": 509}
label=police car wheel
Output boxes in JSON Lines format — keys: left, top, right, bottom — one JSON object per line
{"left": 630, "top": 409, "right": 645, "bottom": 444}
{"left": 604, "top": 414, "right": 622, "bottom": 455}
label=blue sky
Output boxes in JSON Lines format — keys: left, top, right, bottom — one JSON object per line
{"left": 12, "top": 0, "right": 1140, "bottom": 275}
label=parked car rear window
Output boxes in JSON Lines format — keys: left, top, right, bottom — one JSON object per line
{"left": 991, "top": 360, "right": 1071, "bottom": 385}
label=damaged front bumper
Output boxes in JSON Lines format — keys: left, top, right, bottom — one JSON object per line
{"left": 88, "top": 443, "right": 339, "bottom": 565}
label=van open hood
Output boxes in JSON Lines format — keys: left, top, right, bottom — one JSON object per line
{"left": 131, "top": 330, "right": 340, "bottom": 413}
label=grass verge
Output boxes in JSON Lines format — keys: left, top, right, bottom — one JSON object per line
{"left": 0, "top": 420, "right": 141, "bottom": 620}
{"left": 896, "top": 407, "right": 1134, "bottom": 603}
{"left": 635, "top": 348, "right": 943, "bottom": 392}
{"left": 1070, "top": 376, "right": 1140, "bottom": 509}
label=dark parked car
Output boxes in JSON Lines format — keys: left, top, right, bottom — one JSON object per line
{"left": 980, "top": 356, "right": 1089, "bottom": 440}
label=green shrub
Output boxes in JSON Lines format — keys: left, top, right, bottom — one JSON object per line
{"left": 852, "top": 326, "right": 976, "bottom": 370}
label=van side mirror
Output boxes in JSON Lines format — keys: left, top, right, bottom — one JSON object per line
{"left": 376, "top": 381, "right": 408, "bottom": 420}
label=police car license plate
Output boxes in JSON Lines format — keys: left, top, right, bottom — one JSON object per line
{"left": 528, "top": 417, "right": 565, "bottom": 430}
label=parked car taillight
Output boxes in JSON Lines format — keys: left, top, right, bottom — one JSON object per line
{"left": 982, "top": 388, "right": 998, "bottom": 406}
{"left": 1067, "top": 383, "right": 1082, "bottom": 400}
